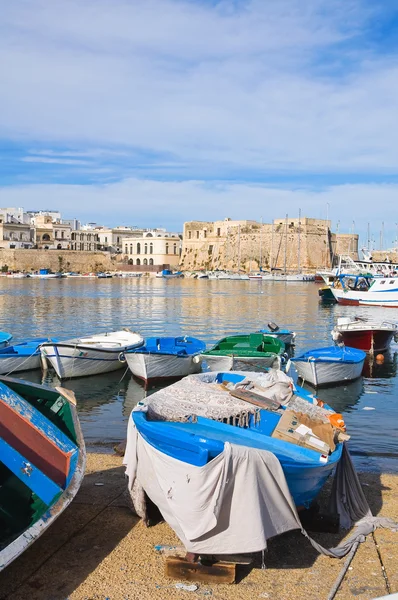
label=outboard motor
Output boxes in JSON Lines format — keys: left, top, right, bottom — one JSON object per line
{"left": 268, "top": 321, "right": 280, "bottom": 332}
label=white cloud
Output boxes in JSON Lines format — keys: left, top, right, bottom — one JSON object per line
{"left": 1, "top": 0, "right": 397, "bottom": 173}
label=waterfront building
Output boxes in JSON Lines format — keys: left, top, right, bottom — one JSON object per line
{"left": 70, "top": 230, "right": 100, "bottom": 251}
{"left": 181, "top": 217, "right": 359, "bottom": 272}
{"left": 95, "top": 226, "right": 144, "bottom": 253}
{"left": 121, "top": 231, "right": 181, "bottom": 267}
{"left": 27, "top": 209, "right": 62, "bottom": 224}
{"left": 0, "top": 209, "right": 33, "bottom": 249}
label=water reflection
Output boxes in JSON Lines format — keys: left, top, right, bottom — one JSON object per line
{"left": 1, "top": 278, "right": 397, "bottom": 471}
{"left": 300, "top": 377, "right": 364, "bottom": 414}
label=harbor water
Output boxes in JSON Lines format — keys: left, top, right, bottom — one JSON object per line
{"left": 0, "top": 277, "right": 397, "bottom": 472}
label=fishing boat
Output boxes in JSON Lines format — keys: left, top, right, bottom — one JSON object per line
{"left": 291, "top": 346, "right": 366, "bottom": 387}
{"left": 123, "top": 336, "right": 206, "bottom": 382}
{"left": 97, "top": 272, "right": 113, "bottom": 278}
{"left": 330, "top": 274, "right": 398, "bottom": 307}
{"left": 201, "top": 332, "right": 287, "bottom": 371}
{"left": 331, "top": 317, "right": 398, "bottom": 353}
{"left": 0, "top": 375, "right": 85, "bottom": 571}
{"left": 30, "top": 269, "right": 63, "bottom": 279}
{"left": 0, "top": 338, "right": 53, "bottom": 375}
{"left": 0, "top": 332, "right": 12, "bottom": 349}
{"left": 155, "top": 269, "right": 183, "bottom": 278}
{"left": 259, "top": 322, "right": 296, "bottom": 346}
{"left": 126, "top": 371, "right": 343, "bottom": 532}
{"left": 40, "top": 330, "right": 144, "bottom": 379}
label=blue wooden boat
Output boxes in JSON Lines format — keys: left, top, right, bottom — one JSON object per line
{"left": 0, "top": 338, "right": 53, "bottom": 375}
{"left": 0, "top": 332, "right": 12, "bottom": 349}
{"left": 292, "top": 346, "right": 366, "bottom": 387}
{"left": 155, "top": 269, "right": 184, "bottom": 279}
{"left": 124, "top": 336, "right": 206, "bottom": 382}
{"left": 132, "top": 372, "right": 343, "bottom": 508}
{"left": 259, "top": 322, "right": 296, "bottom": 346}
{"left": 0, "top": 375, "right": 85, "bottom": 571}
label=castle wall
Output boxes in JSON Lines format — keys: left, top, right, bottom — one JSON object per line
{"left": 181, "top": 218, "right": 359, "bottom": 272}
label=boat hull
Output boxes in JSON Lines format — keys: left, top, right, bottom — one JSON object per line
{"left": 41, "top": 344, "right": 126, "bottom": 379}
{"left": 335, "top": 330, "right": 395, "bottom": 353}
{"left": 293, "top": 359, "right": 364, "bottom": 387}
{"left": 132, "top": 411, "right": 342, "bottom": 508}
{"left": 125, "top": 352, "right": 202, "bottom": 382}
{"left": 332, "top": 288, "right": 398, "bottom": 307}
{"left": 201, "top": 354, "right": 280, "bottom": 372}
{"left": 0, "top": 354, "right": 41, "bottom": 375}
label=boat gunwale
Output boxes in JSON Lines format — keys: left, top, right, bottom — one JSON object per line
{"left": 0, "top": 375, "right": 86, "bottom": 572}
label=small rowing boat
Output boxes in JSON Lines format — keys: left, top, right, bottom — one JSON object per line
{"left": 291, "top": 346, "right": 366, "bottom": 387}
{"left": 201, "top": 332, "right": 287, "bottom": 371}
{"left": 0, "top": 338, "right": 53, "bottom": 375}
{"left": 0, "top": 375, "right": 85, "bottom": 571}
{"left": 40, "top": 330, "right": 144, "bottom": 379}
{"left": 124, "top": 336, "right": 206, "bottom": 383}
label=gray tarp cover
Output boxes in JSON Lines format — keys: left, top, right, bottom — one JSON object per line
{"left": 124, "top": 416, "right": 397, "bottom": 558}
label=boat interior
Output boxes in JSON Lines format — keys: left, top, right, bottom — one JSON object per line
{"left": 209, "top": 333, "right": 282, "bottom": 355}
{"left": 0, "top": 379, "right": 78, "bottom": 550}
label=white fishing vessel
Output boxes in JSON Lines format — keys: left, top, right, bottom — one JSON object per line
{"left": 40, "top": 330, "right": 144, "bottom": 379}
{"left": 330, "top": 274, "right": 398, "bottom": 308}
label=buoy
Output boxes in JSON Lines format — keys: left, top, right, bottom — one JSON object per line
{"left": 376, "top": 354, "right": 384, "bottom": 363}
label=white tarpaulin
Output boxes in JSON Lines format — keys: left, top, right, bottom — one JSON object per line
{"left": 124, "top": 416, "right": 398, "bottom": 558}
{"left": 124, "top": 415, "right": 302, "bottom": 554}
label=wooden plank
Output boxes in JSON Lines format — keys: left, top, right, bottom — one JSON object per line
{"left": 228, "top": 388, "right": 281, "bottom": 410}
{"left": 165, "top": 557, "right": 236, "bottom": 584}
{"left": 0, "top": 437, "right": 62, "bottom": 505}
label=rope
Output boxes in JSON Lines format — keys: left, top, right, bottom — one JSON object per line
{"left": 327, "top": 542, "right": 359, "bottom": 600}
{"left": 4, "top": 341, "right": 51, "bottom": 377}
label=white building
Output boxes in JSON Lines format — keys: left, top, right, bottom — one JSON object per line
{"left": 121, "top": 231, "right": 181, "bottom": 267}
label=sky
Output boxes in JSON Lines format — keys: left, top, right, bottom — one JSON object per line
{"left": 1, "top": 0, "right": 398, "bottom": 247}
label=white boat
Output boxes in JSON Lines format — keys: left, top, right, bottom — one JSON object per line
{"left": 330, "top": 274, "right": 398, "bottom": 307}
{"left": 291, "top": 346, "right": 366, "bottom": 387}
{"left": 40, "top": 330, "right": 144, "bottom": 379}
{"left": 6, "top": 273, "right": 29, "bottom": 278}
{"left": 124, "top": 336, "right": 206, "bottom": 382}
{"left": 30, "top": 270, "right": 63, "bottom": 279}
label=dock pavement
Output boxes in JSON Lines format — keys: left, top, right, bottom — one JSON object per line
{"left": 0, "top": 451, "right": 397, "bottom": 600}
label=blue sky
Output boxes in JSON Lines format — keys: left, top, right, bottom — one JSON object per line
{"left": 1, "top": 0, "right": 398, "bottom": 247}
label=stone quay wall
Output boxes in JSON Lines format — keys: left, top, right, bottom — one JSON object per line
{"left": 0, "top": 249, "right": 115, "bottom": 273}
{"left": 181, "top": 218, "right": 359, "bottom": 272}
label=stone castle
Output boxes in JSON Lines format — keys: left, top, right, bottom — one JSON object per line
{"left": 180, "top": 217, "right": 359, "bottom": 272}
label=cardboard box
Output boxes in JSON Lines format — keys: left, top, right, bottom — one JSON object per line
{"left": 271, "top": 411, "right": 331, "bottom": 455}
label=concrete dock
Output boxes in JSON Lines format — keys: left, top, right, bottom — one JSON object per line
{"left": 0, "top": 452, "right": 397, "bottom": 600}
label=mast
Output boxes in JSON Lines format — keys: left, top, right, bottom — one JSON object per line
{"left": 270, "top": 222, "right": 274, "bottom": 270}
{"left": 297, "top": 208, "right": 301, "bottom": 274}
{"left": 367, "top": 222, "right": 370, "bottom": 252}
{"left": 259, "top": 216, "right": 263, "bottom": 271}
{"left": 284, "top": 214, "right": 288, "bottom": 275}
{"left": 237, "top": 224, "right": 241, "bottom": 272}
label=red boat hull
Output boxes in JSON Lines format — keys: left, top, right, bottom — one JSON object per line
{"left": 338, "top": 330, "right": 395, "bottom": 352}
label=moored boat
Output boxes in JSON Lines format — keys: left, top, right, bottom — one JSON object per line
{"left": 40, "top": 330, "right": 144, "bottom": 379}
{"left": 291, "top": 346, "right": 366, "bottom": 387}
{"left": 0, "top": 332, "right": 12, "bottom": 349}
{"left": 201, "top": 332, "right": 287, "bottom": 371}
{"left": 124, "top": 371, "right": 344, "bottom": 555}
{"left": 259, "top": 322, "right": 296, "bottom": 346}
{"left": 331, "top": 317, "right": 398, "bottom": 353}
{"left": 0, "top": 338, "right": 53, "bottom": 375}
{"left": 155, "top": 269, "right": 183, "bottom": 278}
{"left": 0, "top": 375, "right": 85, "bottom": 571}
{"left": 330, "top": 274, "right": 398, "bottom": 307}
{"left": 124, "top": 336, "right": 206, "bottom": 382}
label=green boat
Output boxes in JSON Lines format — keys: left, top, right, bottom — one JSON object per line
{"left": 201, "top": 332, "right": 287, "bottom": 372}
{"left": 0, "top": 375, "right": 85, "bottom": 571}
